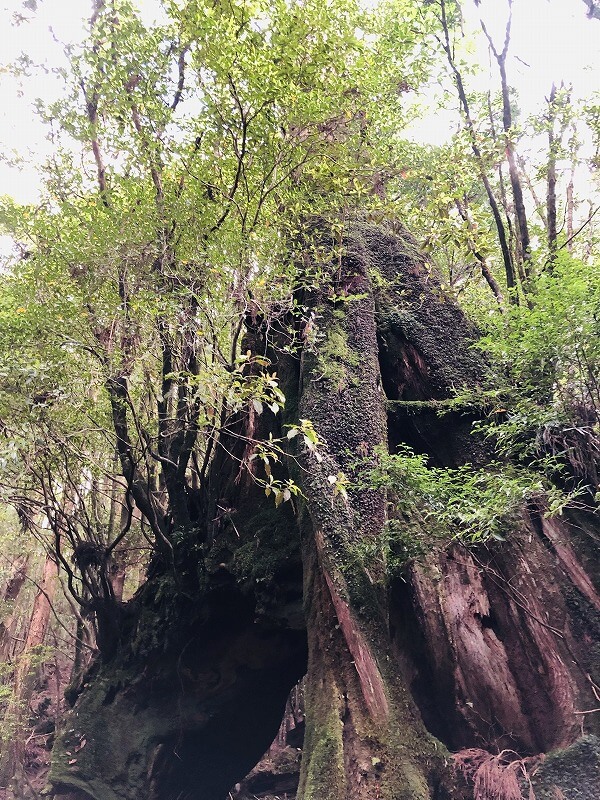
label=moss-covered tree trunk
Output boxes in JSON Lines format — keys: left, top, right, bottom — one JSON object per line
{"left": 47, "top": 223, "right": 600, "bottom": 800}
{"left": 291, "top": 232, "right": 449, "bottom": 799}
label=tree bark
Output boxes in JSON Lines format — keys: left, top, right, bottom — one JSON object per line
{"left": 0, "top": 554, "right": 30, "bottom": 661}
{"left": 0, "top": 552, "right": 58, "bottom": 791}
{"left": 566, "top": 173, "right": 575, "bottom": 250}
{"left": 293, "top": 229, "right": 449, "bottom": 799}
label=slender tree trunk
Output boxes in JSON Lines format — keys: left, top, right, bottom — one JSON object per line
{"left": 518, "top": 152, "right": 547, "bottom": 228}
{"left": 107, "top": 504, "right": 130, "bottom": 602}
{"left": 438, "top": 0, "right": 517, "bottom": 299}
{"left": 567, "top": 174, "right": 575, "bottom": 250}
{"left": 0, "top": 553, "right": 58, "bottom": 791}
{"left": 547, "top": 84, "right": 559, "bottom": 263}
{"left": 0, "top": 555, "right": 30, "bottom": 661}
{"left": 455, "top": 197, "right": 504, "bottom": 302}
{"left": 480, "top": 3, "right": 532, "bottom": 285}
{"left": 566, "top": 117, "right": 580, "bottom": 254}
{"left": 499, "top": 62, "right": 532, "bottom": 279}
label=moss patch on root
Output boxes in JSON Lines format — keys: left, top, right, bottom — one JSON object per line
{"left": 299, "top": 699, "right": 346, "bottom": 800}
{"left": 531, "top": 736, "right": 600, "bottom": 800}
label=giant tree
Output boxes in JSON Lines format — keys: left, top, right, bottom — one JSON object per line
{"left": 0, "top": 1, "right": 599, "bottom": 799}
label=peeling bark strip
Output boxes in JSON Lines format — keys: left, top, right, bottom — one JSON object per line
{"left": 316, "top": 529, "right": 389, "bottom": 722}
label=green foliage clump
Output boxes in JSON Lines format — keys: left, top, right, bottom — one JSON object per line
{"left": 462, "top": 252, "right": 600, "bottom": 491}
{"left": 477, "top": 252, "right": 600, "bottom": 418}
{"left": 367, "top": 445, "right": 576, "bottom": 571}
{"left": 0, "top": 0, "right": 444, "bottom": 577}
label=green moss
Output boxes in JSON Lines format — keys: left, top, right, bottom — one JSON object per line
{"left": 532, "top": 736, "right": 600, "bottom": 800}
{"left": 337, "top": 554, "right": 388, "bottom": 624}
{"left": 346, "top": 220, "right": 485, "bottom": 395}
{"left": 302, "top": 730, "right": 345, "bottom": 800}
{"left": 378, "top": 734, "right": 443, "bottom": 800}
{"left": 299, "top": 678, "right": 346, "bottom": 800}
{"left": 563, "top": 587, "right": 600, "bottom": 688}
{"left": 296, "top": 556, "right": 351, "bottom": 800}
{"left": 49, "top": 668, "right": 162, "bottom": 800}
{"left": 386, "top": 399, "right": 456, "bottom": 414}
{"left": 315, "top": 324, "right": 360, "bottom": 391}
{"left": 373, "top": 660, "right": 450, "bottom": 800}
{"left": 231, "top": 505, "right": 300, "bottom": 586}
{"left": 380, "top": 757, "right": 431, "bottom": 800}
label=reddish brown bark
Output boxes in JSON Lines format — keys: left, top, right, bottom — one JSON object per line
{"left": 0, "top": 553, "right": 58, "bottom": 791}
{"left": 0, "top": 554, "right": 30, "bottom": 661}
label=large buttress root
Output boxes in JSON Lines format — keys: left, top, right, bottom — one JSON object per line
{"left": 49, "top": 402, "right": 308, "bottom": 800}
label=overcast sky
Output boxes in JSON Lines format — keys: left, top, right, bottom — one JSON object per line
{"left": 0, "top": 0, "right": 598, "bottom": 203}
{"left": 463, "top": 0, "right": 600, "bottom": 108}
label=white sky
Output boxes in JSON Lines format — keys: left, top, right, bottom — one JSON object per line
{"left": 471, "top": 0, "right": 600, "bottom": 107}
{"left": 0, "top": 0, "right": 599, "bottom": 203}
{"left": 409, "top": 0, "right": 600, "bottom": 144}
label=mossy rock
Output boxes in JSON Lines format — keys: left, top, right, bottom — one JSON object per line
{"left": 531, "top": 736, "right": 600, "bottom": 800}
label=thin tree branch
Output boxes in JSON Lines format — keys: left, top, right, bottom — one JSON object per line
{"left": 558, "top": 205, "right": 600, "bottom": 251}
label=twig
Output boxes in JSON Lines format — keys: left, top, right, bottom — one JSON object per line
{"left": 558, "top": 205, "right": 600, "bottom": 251}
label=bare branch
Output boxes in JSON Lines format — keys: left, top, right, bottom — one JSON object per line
{"left": 170, "top": 45, "right": 189, "bottom": 112}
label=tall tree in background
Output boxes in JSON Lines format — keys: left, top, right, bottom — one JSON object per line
{"left": 478, "top": 0, "right": 532, "bottom": 284}
{"left": 0, "top": 552, "right": 57, "bottom": 790}
{"left": 436, "top": 0, "right": 517, "bottom": 296}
